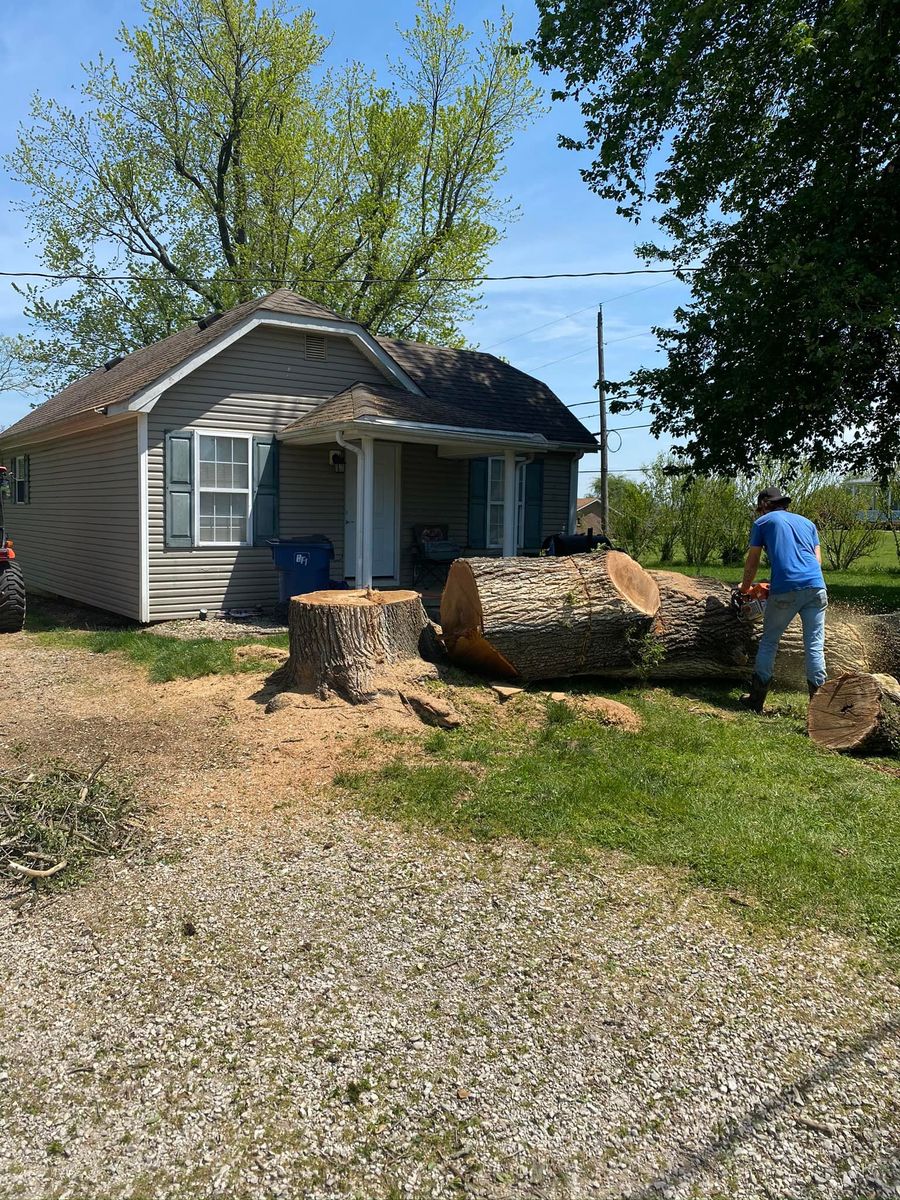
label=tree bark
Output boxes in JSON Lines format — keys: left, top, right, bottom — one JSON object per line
{"left": 635, "top": 572, "right": 898, "bottom": 689}
{"left": 440, "top": 551, "right": 661, "bottom": 681}
{"left": 282, "top": 589, "right": 430, "bottom": 703}
{"left": 439, "top": 562, "right": 900, "bottom": 688}
{"left": 808, "top": 672, "right": 900, "bottom": 755}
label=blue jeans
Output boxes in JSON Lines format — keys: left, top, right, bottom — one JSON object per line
{"left": 754, "top": 587, "right": 828, "bottom": 687}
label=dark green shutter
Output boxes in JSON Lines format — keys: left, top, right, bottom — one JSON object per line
{"left": 252, "top": 436, "right": 279, "bottom": 545}
{"left": 165, "top": 431, "right": 194, "bottom": 548}
{"left": 468, "top": 458, "right": 488, "bottom": 549}
{"left": 522, "top": 460, "right": 544, "bottom": 550}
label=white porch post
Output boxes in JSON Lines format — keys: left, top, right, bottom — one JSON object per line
{"left": 502, "top": 447, "right": 518, "bottom": 557}
{"left": 359, "top": 435, "right": 375, "bottom": 588}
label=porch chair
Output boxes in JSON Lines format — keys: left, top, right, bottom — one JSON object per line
{"left": 411, "top": 524, "right": 463, "bottom": 588}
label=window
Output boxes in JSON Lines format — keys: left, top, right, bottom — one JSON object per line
{"left": 486, "top": 457, "right": 526, "bottom": 549}
{"left": 12, "top": 455, "right": 29, "bottom": 505}
{"left": 197, "top": 434, "right": 250, "bottom": 544}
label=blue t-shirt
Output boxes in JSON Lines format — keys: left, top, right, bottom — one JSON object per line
{"left": 749, "top": 510, "right": 825, "bottom": 594}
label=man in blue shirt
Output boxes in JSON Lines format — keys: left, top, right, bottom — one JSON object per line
{"left": 739, "top": 486, "right": 827, "bottom": 712}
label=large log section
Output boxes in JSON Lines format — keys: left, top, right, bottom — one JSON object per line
{"left": 440, "top": 556, "right": 900, "bottom": 687}
{"left": 440, "top": 551, "right": 661, "bottom": 680}
{"left": 808, "top": 672, "right": 900, "bottom": 755}
{"left": 282, "top": 589, "right": 430, "bottom": 703}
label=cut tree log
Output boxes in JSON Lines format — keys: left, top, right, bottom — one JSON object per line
{"left": 808, "top": 672, "right": 900, "bottom": 755}
{"left": 636, "top": 572, "right": 898, "bottom": 689}
{"left": 281, "top": 589, "right": 431, "bottom": 703}
{"left": 440, "top": 551, "right": 660, "bottom": 681}
{"left": 440, "top": 561, "right": 900, "bottom": 689}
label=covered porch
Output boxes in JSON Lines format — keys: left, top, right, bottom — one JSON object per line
{"left": 277, "top": 382, "right": 582, "bottom": 591}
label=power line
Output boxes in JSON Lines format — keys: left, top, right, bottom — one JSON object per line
{"left": 0, "top": 267, "right": 694, "bottom": 285}
{"left": 481, "top": 279, "right": 670, "bottom": 352}
{"left": 534, "top": 328, "right": 656, "bottom": 371}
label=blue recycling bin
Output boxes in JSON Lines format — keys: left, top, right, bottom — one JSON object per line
{"left": 267, "top": 536, "right": 334, "bottom": 603}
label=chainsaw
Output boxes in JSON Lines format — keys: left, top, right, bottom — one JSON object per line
{"left": 730, "top": 581, "right": 770, "bottom": 623}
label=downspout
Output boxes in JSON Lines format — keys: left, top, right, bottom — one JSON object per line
{"left": 336, "top": 430, "right": 366, "bottom": 587}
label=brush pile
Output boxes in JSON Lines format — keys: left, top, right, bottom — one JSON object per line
{"left": 1, "top": 758, "right": 135, "bottom": 906}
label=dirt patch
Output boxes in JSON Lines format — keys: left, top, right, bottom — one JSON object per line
{"left": 576, "top": 693, "right": 644, "bottom": 732}
{"left": 146, "top": 614, "right": 288, "bottom": 640}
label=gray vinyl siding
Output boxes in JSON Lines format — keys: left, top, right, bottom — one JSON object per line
{"left": 398, "top": 444, "right": 468, "bottom": 586}
{"left": 147, "top": 326, "right": 385, "bottom": 619}
{"left": 0, "top": 420, "right": 140, "bottom": 619}
{"left": 542, "top": 453, "right": 575, "bottom": 540}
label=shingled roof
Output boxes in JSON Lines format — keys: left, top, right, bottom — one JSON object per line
{"left": 1, "top": 289, "right": 596, "bottom": 449}
{"left": 0, "top": 290, "right": 347, "bottom": 441}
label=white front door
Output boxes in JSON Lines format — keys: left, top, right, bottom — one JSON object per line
{"left": 344, "top": 442, "right": 399, "bottom": 580}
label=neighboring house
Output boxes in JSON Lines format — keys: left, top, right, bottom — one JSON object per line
{"left": 575, "top": 496, "right": 603, "bottom": 535}
{"left": 0, "top": 289, "right": 596, "bottom": 622}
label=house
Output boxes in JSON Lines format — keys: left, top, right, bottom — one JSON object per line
{"left": 575, "top": 496, "right": 604, "bottom": 535}
{"left": 0, "top": 289, "right": 596, "bottom": 622}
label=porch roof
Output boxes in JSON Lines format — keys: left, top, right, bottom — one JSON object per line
{"left": 278, "top": 380, "right": 595, "bottom": 453}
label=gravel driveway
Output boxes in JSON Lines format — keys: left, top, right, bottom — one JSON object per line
{"left": 0, "top": 640, "right": 898, "bottom": 1199}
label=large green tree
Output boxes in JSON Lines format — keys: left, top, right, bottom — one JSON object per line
{"left": 8, "top": 0, "right": 538, "bottom": 391}
{"left": 531, "top": 0, "right": 900, "bottom": 477}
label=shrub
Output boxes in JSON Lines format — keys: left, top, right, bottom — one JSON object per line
{"left": 642, "top": 456, "right": 683, "bottom": 563}
{"left": 609, "top": 479, "right": 658, "bottom": 560}
{"left": 807, "top": 485, "right": 879, "bottom": 570}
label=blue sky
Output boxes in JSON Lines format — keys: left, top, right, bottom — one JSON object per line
{"left": 0, "top": 0, "right": 687, "bottom": 490}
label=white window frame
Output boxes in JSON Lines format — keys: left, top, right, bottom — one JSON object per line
{"left": 13, "top": 455, "right": 28, "bottom": 505}
{"left": 194, "top": 429, "right": 254, "bottom": 548}
{"left": 486, "top": 456, "right": 526, "bottom": 550}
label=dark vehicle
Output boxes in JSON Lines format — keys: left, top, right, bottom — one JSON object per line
{"left": 0, "top": 465, "right": 25, "bottom": 632}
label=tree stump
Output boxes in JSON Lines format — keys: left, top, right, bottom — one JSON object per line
{"left": 282, "top": 589, "right": 430, "bottom": 703}
{"left": 440, "top": 551, "right": 661, "bottom": 681}
{"left": 808, "top": 672, "right": 900, "bottom": 755}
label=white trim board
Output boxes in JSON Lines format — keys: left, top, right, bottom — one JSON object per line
{"left": 137, "top": 414, "right": 150, "bottom": 623}
{"left": 107, "top": 314, "right": 424, "bottom": 417}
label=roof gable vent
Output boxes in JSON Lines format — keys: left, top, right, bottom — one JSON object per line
{"left": 305, "top": 333, "right": 327, "bottom": 362}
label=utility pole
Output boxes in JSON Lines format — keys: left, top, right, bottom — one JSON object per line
{"left": 597, "top": 307, "right": 609, "bottom": 535}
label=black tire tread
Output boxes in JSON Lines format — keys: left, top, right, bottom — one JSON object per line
{"left": 0, "top": 561, "right": 26, "bottom": 632}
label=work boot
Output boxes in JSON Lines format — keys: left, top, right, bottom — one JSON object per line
{"left": 739, "top": 674, "right": 770, "bottom": 714}
{"left": 807, "top": 680, "right": 820, "bottom": 699}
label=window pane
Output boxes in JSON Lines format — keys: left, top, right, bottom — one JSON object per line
{"left": 488, "top": 504, "right": 504, "bottom": 547}
{"left": 489, "top": 458, "right": 505, "bottom": 502}
{"left": 199, "top": 436, "right": 248, "bottom": 491}
{"left": 199, "top": 492, "right": 247, "bottom": 543}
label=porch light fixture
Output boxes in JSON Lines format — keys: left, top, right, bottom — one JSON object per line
{"left": 329, "top": 449, "right": 346, "bottom": 474}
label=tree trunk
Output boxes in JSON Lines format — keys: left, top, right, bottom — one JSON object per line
{"left": 440, "top": 551, "right": 661, "bottom": 681}
{"left": 635, "top": 572, "right": 897, "bottom": 689}
{"left": 439, "top": 562, "right": 900, "bottom": 688}
{"left": 808, "top": 672, "right": 900, "bottom": 755}
{"left": 283, "top": 588, "right": 430, "bottom": 703}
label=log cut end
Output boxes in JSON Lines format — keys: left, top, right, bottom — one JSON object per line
{"left": 602, "top": 550, "right": 660, "bottom": 617}
{"left": 808, "top": 672, "right": 900, "bottom": 753}
{"left": 299, "top": 588, "right": 420, "bottom": 608}
{"left": 439, "top": 560, "right": 517, "bottom": 679}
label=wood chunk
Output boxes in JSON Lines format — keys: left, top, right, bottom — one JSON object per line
{"left": 491, "top": 685, "right": 524, "bottom": 702}
{"left": 808, "top": 671, "right": 900, "bottom": 755}
{"left": 401, "top": 691, "right": 464, "bottom": 729}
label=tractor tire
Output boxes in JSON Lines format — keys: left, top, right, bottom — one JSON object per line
{"left": 0, "top": 560, "right": 26, "bottom": 633}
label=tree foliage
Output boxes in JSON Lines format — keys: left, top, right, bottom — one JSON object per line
{"left": 9, "top": 0, "right": 539, "bottom": 390}
{"left": 531, "top": 0, "right": 900, "bottom": 477}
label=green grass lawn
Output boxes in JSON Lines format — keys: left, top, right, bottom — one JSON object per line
{"left": 644, "top": 530, "right": 900, "bottom": 611}
{"left": 25, "top": 598, "right": 288, "bottom": 682}
{"left": 337, "top": 685, "right": 900, "bottom": 951}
